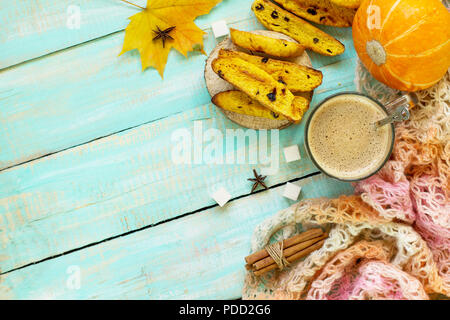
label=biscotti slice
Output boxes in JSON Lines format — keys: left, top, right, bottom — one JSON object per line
{"left": 212, "top": 57, "right": 301, "bottom": 121}
{"left": 212, "top": 90, "right": 289, "bottom": 120}
{"left": 230, "top": 28, "right": 304, "bottom": 58}
{"left": 219, "top": 49, "right": 323, "bottom": 92}
{"left": 330, "top": 0, "right": 361, "bottom": 9}
{"left": 213, "top": 91, "right": 310, "bottom": 122}
{"left": 252, "top": 0, "right": 345, "bottom": 56}
{"left": 274, "top": 0, "right": 356, "bottom": 28}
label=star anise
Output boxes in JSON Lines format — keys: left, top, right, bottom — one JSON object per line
{"left": 248, "top": 169, "right": 268, "bottom": 193}
{"left": 152, "top": 26, "right": 176, "bottom": 48}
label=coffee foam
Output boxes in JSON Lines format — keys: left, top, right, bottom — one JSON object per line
{"left": 307, "top": 94, "right": 393, "bottom": 180}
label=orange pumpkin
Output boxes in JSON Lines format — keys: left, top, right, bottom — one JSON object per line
{"left": 352, "top": 0, "right": 450, "bottom": 92}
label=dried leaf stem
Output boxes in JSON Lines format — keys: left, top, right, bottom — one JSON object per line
{"left": 119, "top": 0, "right": 145, "bottom": 10}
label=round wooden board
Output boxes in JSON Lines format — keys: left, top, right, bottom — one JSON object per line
{"left": 205, "top": 30, "right": 314, "bottom": 130}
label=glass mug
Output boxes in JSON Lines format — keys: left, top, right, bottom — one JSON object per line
{"left": 304, "top": 92, "right": 414, "bottom": 182}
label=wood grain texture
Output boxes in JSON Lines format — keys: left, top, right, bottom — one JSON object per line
{"left": 0, "top": 0, "right": 359, "bottom": 300}
{"left": 0, "top": 0, "right": 254, "bottom": 70}
{"left": 0, "top": 174, "right": 353, "bottom": 299}
{"left": 0, "top": 54, "right": 357, "bottom": 272}
{"left": 0, "top": 0, "right": 142, "bottom": 69}
{"left": 1, "top": 98, "right": 327, "bottom": 273}
{"left": 0, "top": 17, "right": 356, "bottom": 170}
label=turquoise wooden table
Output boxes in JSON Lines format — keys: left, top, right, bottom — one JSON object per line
{"left": 0, "top": 0, "right": 356, "bottom": 299}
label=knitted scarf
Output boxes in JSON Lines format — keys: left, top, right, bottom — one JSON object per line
{"left": 243, "top": 62, "right": 449, "bottom": 300}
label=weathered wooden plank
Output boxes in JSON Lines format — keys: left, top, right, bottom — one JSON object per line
{"left": 0, "top": 15, "right": 356, "bottom": 170}
{"left": 0, "top": 48, "right": 357, "bottom": 272}
{"left": 0, "top": 174, "right": 353, "bottom": 299}
{"left": 0, "top": 59, "right": 357, "bottom": 272}
{"left": 0, "top": 0, "right": 255, "bottom": 69}
{"left": 0, "top": 0, "right": 354, "bottom": 69}
{"left": 0, "top": 98, "right": 312, "bottom": 273}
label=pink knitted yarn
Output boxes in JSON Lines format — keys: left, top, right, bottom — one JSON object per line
{"left": 243, "top": 70, "right": 449, "bottom": 300}
{"left": 306, "top": 242, "right": 429, "bottom": 300}
{"left": 345, "top": 261, "right": 428, "bottom": 300}
{"left": 355, "top": 173, "right": 415, "bottom": 223}
{"left": 354, "top": 73, "right": 450, "bottom": 292}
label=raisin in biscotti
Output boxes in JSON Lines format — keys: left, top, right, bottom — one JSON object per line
{"left": 219, "top": 49, "right": 323, "bottom": 92}
{"left": 211, "top": 57, "right": 302, "bottom": 122}
{"left": 230, "top": 28, "right": 304, "bottom": 58}
{"left": 330, "top": 0, "right": 361, "bottom": 9}
{"left": 252, "top": 0, "right": 345, "bottom": 56}
{"left": 274, "top": 0, "right": 356, "bottom": 27}
{"left": 212, "top": 90, "right": 289, "bottom": 120}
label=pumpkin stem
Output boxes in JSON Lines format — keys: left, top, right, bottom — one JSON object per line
{"left": 366, "top": 40, "right": 386, "bottom": 66}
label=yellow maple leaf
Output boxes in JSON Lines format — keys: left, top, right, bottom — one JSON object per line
{"left": 120, "top": 0, "right": 222, "bottom": 78}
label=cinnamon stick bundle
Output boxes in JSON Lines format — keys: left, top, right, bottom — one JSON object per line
{"left": 244, "top": 228, "right": 327, "bottom": 276}
{"left": 245, "top": 228, "right": 323, "bottom": 265}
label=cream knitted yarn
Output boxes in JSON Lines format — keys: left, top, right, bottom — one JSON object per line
{"left": 243, "top": 62, "right": 449, "bottom": 300}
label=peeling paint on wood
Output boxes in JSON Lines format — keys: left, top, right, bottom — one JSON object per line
{"left": 0, "top": 175, "right": 353, "bottom": 299}
{"left": 0, "top": 0, "right": 358, "bottom": 300}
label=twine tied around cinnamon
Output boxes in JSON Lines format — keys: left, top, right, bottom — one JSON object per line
{"left": 244, "top": 228, "right": 328, "bottom": 276}
{"left": 265, "top": 241, "right": 290, "bottom": 270}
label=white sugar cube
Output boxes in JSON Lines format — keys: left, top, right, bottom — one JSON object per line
{"left": 211, "top": 20, "right": 229, "bottom": 39}
{"left": 283, "top": 145, "right": 301, "bottom": 163}
{"left": 211, "top": 187, "right": 232, "bottom": 207}
{"left": 283, "top": 183, "right": 302, "bottom": 201}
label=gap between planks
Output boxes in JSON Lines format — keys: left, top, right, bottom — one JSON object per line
{"left": 0, "top": 58, "right": 357, "bottom": 172}
{"left": 0, "top": 171, "right": 321, "bottom": 276}
{"left": 0, "top": 99, "right": 320, "bottom": 272}
{"left": 0, "top": 9, "right": 253, "bottom": 72}
{"left": 0, "top": 13, "right": 356, "bottom": 171}
{"left": 0, "top": 112, "right": 173, "bottom": 174}
{"left": 0, "top": 173, "right": 353, "bottom": 299}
